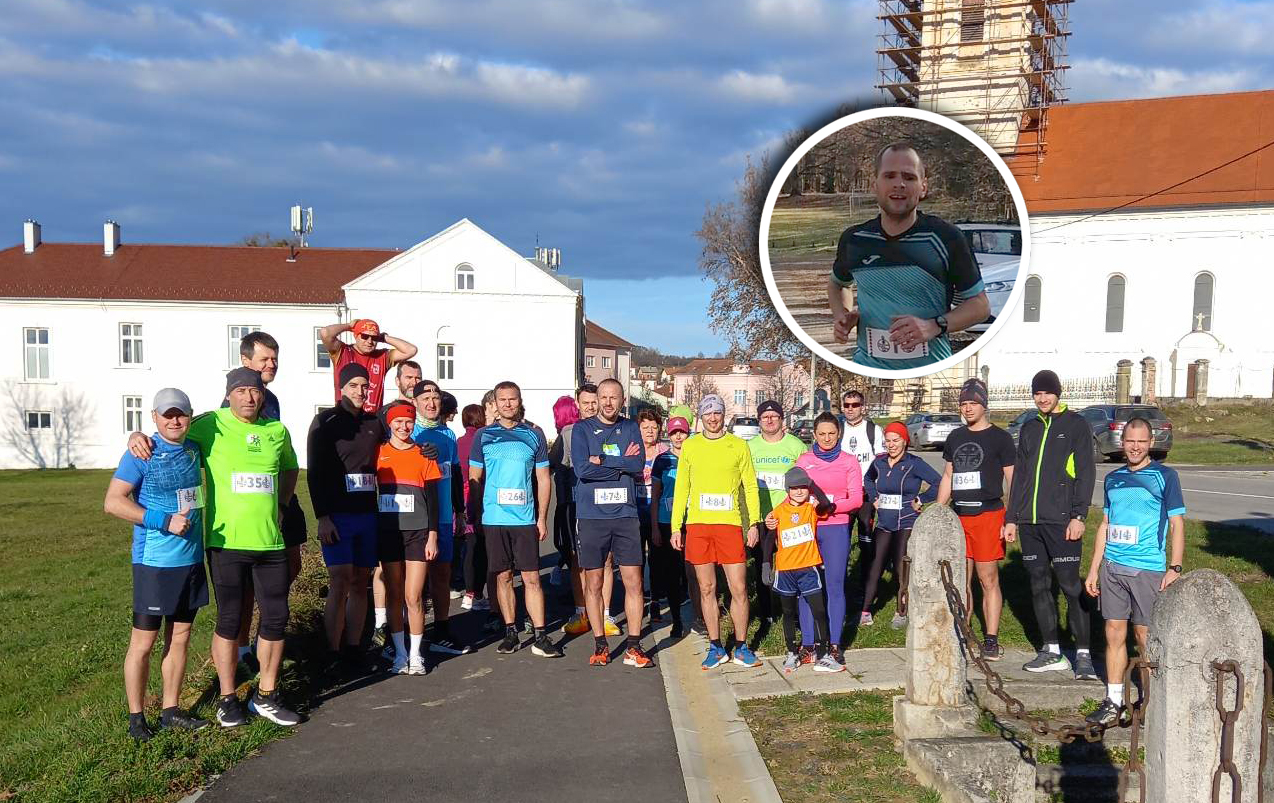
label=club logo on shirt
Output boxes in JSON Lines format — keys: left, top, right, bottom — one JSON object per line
{"left": 371, "top": 363, "right": 381, "bottom": 375}
{"left": 862, "top": 255, "right": 881, "bottom": 265}
{"left": 951, "top": 442, "right": 985, "bottom": 473}
{"left": 245, "top": 433, "right": 262, "bottom": 453}
{"left": 790, "top": 513, "right": 800, "bottom": 524}
{"left": 847, "top": 436, "right": 858, "bottom": 450}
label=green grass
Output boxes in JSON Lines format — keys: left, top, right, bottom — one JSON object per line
{"left": 0, "top": 469, "right": 329, "bottom": 803}
{"left": 768, "top": 196, "right": 1002, "bottom": 256}
{"left": 1168, "top": 437, "right": 1274, "bottom": 465}
{"left": 741, "top": 690, "right": 941, "bottom": 803}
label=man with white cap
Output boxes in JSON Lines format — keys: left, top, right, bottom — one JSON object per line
{"left": 105, "top": 388, "right": 210, "bottom": 740}
{"left": 670, "top": 394, "right": 762, "bottom": 670}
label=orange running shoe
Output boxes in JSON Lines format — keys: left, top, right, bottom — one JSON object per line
{"left": 623, "top": 645, "right": 654, "bottom": 668}
{"left": 563, "top": 611, "right": 590, "bottom": 636}
{"left": 589, "top": 643, "right": 610, "bottom": 666}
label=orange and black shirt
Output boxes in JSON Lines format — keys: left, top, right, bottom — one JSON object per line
{"left": 375, "top": 442, "right": 442, "bottom": 532}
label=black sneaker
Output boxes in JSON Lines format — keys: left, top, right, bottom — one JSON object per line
{"left": 496, "top": 631, "right": 520, "bottom": 654}
{"left": 1085, "top": 697, "right": 1122, "bottom": 728}
{"left": 670, "top": 620, "right": 684, "bottom": 639}
{"left": 160, "top": 709, "right": 209, "bottom": 732}
{"left": 531, "top": 636, "right": 564, "bottom": 658}
{"left": 248, "top": 690, "right": 300, "bottom": 727}
{"left": 429, "top": 637, "right": 472, "bottom": 656}
{"left": 371, "top": 625, "right": 389, "bottom": 649}
{"left": 827, "top": 644, "right": 846, "bottom": 667}
{"left": 215, "top": 695, "right": 247, "bottom": 728}
{"left": 1073, "top": 654, "right": 1100, "bottom": 681}
{"left": 128, "top": 715, "right": 155, "bottom": 742}
{"left": 982, "top": 639, "right": 1003, "bottom": 661}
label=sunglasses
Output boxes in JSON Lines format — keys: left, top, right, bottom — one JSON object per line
{"left": 842, "top": 401, "right": 863, "bottom": 408}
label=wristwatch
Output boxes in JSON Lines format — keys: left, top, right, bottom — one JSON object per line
{"left": 1168, "top": 564, "right": 1183, "bottom": 573}
{"left": 934, "top": 314, "right": 948, "bottom": 336}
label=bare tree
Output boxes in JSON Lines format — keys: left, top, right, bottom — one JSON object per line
{"left": 3, "top": 381, "right": 94, "bottom": 468}
{"left": 680, "top": 372, "right": 722, "bottom": 412}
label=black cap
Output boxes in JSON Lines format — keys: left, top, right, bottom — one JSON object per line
{"left": 338, "top": 363, "right": 369, "bottom": 389}
{"left": 1031, "top": 370, "right": 1062, "bottom": 397}
{"left": 440, "top": 391, "right": 458, "bottom": 417}
{"left": 757, "top": 400, "right": 783, "bottom": 418}
{"left": 225, "top": 367, "right": 264, "bottom": 395}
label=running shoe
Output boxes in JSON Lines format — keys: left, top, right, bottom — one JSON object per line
{"left": 691, "top": 620, "right": 709, "bottom": 638}
{"left": 380, "top": 642, "right": 397, "bottom": 663}
{"left": 813, "top": 654, "right": 845, "bottom": 673}
{"left": 472, "top": 598, "right": 491, "bottom": 612}
{"left": 248, "top": 690, "right": 300, "bottom": 727}
{"left": 371, "top": 625, "right": 389, "bottom": 649}
{"left": 1085, "top": 697, "right": 1121, "bottom": 728}
{"left": 460, "top": 593, "right": 474, "bottom": 611}
{"left": 827, "top": 644, "right": 846, "bottom": 668}
{"left": 389, "top": 653, "right": 410, "bottom": 674}
{"left": 982, "top": 639, "right": 1003, "bottom": 661}
{"left": 562, "top": 611, "right": 590, "bottom": 636}
{"left": 215, "top": 695, "right": 247, "bottom": 729}
{"left": 496, "top": 631, "right": 520, "bottom": 654}
{"left": 603, "top": 616, "right": 621, "bottom": 637}
{"left": 859, "top": 611, "right": 874, "bottom": 627}
{"left": 890, "top": 613, "right": 907, "bottom": 630}
{"left": 797, "top": 645, "right": 815, "bottom": 666}
{"left": 624, "top": 645, "right": 655, "bottom": 668}
{"left": 1022, "top": 650, "right": 1071, "bottom": 673}
{"left": 408, "top": 656, "right": 427, "bottom": 676}
{"left": 160, "top": 709, "right": 209, "bottom": 732}
{"left": 701, "top": 643, "right": 728, "bottom": 670}
{"left": 782, "top": 652, "right": 800, "bottom": 674}
{"left": 670, "top": 621, "right": 685, "bottom": 639}
{"left": 1073, "top": 654, "right": 1100, "bottom": 681}
{"left": 650, "top": 603, "right": 664, "bottom": 625}
{"left": 590, "top": 642, "right": 611, "bottom": 666}
{"left": 128, "top": 716, "right": 155, "bottom": 742}
{"left": 531, "top": 636, "right": 564, "bottom": 658}
{"left": 449, "top": 588, "right": 464, "bottom": 600}
{"left": 429, "top": 637, "right": 472, "bottom": 656}
{"left": 731, "top": 644, "right": 762, "bottom": 668}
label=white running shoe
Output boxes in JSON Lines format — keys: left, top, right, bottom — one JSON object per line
{"left": 408, "top": 656, "right": 427, "bottom": 676}
{"left": 460, "top": 593, "right": 474, "bottom": 610}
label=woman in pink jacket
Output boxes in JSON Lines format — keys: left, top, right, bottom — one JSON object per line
{"left": 794, "top": 411, "right": 864, "bottom": 666}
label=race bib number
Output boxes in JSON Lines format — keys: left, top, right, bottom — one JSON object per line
{"left": 497, "top": 488, "right": 528, "bottom": 506}
{"left": 865, "top": 326, "right": 930, "bottom": 361}
{"left": 699, "top": 493, "right": 733, "bottom": 511}
{"left": 345, "top": 473, "right": 375, "bottom": 492}
{"left": 594, "top": 487, "right": 629, "bottom": 505}
{"left": 1107, "top": 524, "right": 1139, "bottom": 546}
{"left": 602, "top": 443, "right": 621, "bottom": 457}
{"left": 176, "top": 486, "right": 204, "bottom": 509}
{"left": 878, "top": 493, "right": 902, "bottom": 511}
{"left": 378, "top": 493, "right": 415, "bottom": 513}
{"left": 232, "top": 473, "right": 274, "bottom": 495}
{"left": 756, "top": 472, "right": 785, "bottom": 491}
{"left": 780, "top": 523, "right": 815, "bottom": 549}
{"left": 953, "top": 472, "right": 981, "bottom": 491}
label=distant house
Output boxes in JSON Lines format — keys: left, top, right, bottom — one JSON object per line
{"left": 584, "top": 320, "right": 634, "bottom": 386}
{"left": 668, "top": 359, "right": 815, "bottom": 421}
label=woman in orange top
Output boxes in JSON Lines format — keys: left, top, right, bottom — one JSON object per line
{"left": 765, "top": 466, "right": 843, "bottom": 674}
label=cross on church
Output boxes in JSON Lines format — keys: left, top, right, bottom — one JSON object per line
{"left": 1194, "top": 312, "right": 1207, "bottom": 331}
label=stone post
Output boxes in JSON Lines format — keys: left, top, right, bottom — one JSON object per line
{"left": 894, "top": 504, "right": 973, "bottom": 740}
{"left": 1145, "top": 570, "right": 1264, "bottom": 803}
{"left": 1194, "top": 359, "right": 1210, "bottom": 406}
{"left": 1140, "top": 357, "right": 1157, "bottom": 404}
{"left": 1116, "top": 359, "right": 1133, "bottom": 404}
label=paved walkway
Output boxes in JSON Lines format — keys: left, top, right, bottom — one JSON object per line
{"left": 198, "top": 551, "right": 687, "bottom": 803}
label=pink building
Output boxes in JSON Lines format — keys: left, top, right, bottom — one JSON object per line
{"left": 669, "top": 359, "right": 813, "bottom": 422}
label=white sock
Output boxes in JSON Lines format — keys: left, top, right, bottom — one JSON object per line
{"left": 391, "top": 630, "right": 406, "bottom": 658}
{"left": 1108, "top": 683, "right": 1124, "bottom": 706}
{"left": 238, "top": 644, "right": 251, "bottom": 659}
{"left": 1044, "top": 642, "right": 1060, "bottom": 655}
{"left": 604, "top": 608, "right": 612, "bottom": 620}
{"left": 409, "top": 633, "right": 424, "bottom": 660}
{"left": 375, "top": 607, "right": 387, "bottom": 629}
{"left": 1077, "top": 648, "right": 1091, "bottom": 658}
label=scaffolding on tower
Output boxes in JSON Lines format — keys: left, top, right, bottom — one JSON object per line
{"left": 876, "top": 0, "right": 1070, "bottom": 177}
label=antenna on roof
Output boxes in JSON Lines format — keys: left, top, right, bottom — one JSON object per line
{"left": 290, "top": 204, "right": 314, "bottom": 248}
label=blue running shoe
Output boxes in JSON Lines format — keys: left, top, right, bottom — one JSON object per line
{"left": 731, "top": 644, "right": 761, "bottom": 668}
{"left": 701, "top": 643, "right": 728, "bottom": 670}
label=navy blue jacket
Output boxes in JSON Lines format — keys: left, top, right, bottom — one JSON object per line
{"left": 571, "top": 416, "right": 644, "bottom": 519}
{"left": 864, "top": 452, "right": 941, "bottom": 531}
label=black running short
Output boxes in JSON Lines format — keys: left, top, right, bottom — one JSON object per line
{"left": 281, "top": 494, "right": 307, "bottom": 549}
{"left": 484, "top": 524, "right": 541, "bottom": 574}
{"left": 132, "top": 563, "right": 208, "bottom": 621}
{"left": 378, "top": 528, "right": 432, "bottom": 563}
{"left": 207, "top": 547, "right": 290, "bottom": 641}
{"left": 576, "top": 517, "right": 642, "bottom": 570}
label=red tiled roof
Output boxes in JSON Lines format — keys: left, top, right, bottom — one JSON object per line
{"left": 667, "top": 359, "right": 784, "bottom": 376}
{"left": 0, "top": 243, "right": 397, "bottom": 304}
{"left": 1011, "top": 90, "right": 1274, "bottom": 214}
{"left": 585, "top": 319, "right": 635, "bottom": 349}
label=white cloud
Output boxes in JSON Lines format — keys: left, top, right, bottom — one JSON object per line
{"left": 1069, "top": 57, "right": 1260, "bottom": 101}
{"left": 718, "top": 70, "right": 798, "bottom": 103}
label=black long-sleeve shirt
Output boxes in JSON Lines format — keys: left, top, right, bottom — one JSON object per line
{"left": 307, "top": 400, "right": 384, "bottom": 519}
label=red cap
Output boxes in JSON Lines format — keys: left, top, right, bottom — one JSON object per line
{"left": 666, "top": 416, "right": 690, "bottom": 435}
{"left": 386, "top": 401, "right": 415, "bottom": 423}
{"left": 352, "top": 319, "right": 381, "bottom": 338}
{"left": 884, "top": 421, "right": 910, "bottom": 445}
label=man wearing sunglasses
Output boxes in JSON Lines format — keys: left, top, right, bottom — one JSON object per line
{"left": 837, "top": 390, "right": 883, "bottom": 600}
{"left": 320, "top": 318, "right": 418, "bottom": 413}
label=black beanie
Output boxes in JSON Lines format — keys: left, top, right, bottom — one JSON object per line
{"left": 1031, "top": 369, "right": 1062, "bottom": 396}
{"left": 338, "top": 363, "right": 370, "bottom": 389}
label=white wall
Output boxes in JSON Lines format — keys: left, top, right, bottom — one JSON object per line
{"left": 980, "top": 206, "right": 1274, "bottom": 399}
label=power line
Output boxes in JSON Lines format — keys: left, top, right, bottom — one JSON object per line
{"left": 1031, "top": 136, "right": 1274, "bottom": 235}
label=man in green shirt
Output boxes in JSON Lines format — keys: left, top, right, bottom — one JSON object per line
{"left": 748, "top": 400, "right": 807, "bottom": 623}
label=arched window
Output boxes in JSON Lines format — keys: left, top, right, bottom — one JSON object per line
{"left": 1105, "top": 274, "right": 1125, "bottom": 333}
{"left": 1023, "top": 275, "right": 1041, "bottom": 322}
{"left": 1192, "top": 272, "right": 1214, "bottom": 331}
{"left": 455, "top": 264, "right": 474, "bottom": 291}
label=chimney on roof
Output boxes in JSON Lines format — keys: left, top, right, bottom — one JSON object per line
{"left": 23, "top": 220, "right": 41, "bottom": 254}
{"left": 104, "top": 220, "right": 120, "bottom": 257}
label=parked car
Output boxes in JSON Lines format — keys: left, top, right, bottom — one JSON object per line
{"left": 790, "top": 418, "right": 815, "bottom": 443}
{"left": 903, "top": 413, "right": 961, "bottom": 449}
{"left": 730, "top": 416, "right": 760, "bottom": 440}
{"left": 1006, "top": 408, "right": 1036, "bottom": 446}
{"left": 1079, "top": 405, "right": 1174, "bottom": 462}
{"left": 956, "top": 222, "right": 1021, "bottom": 335}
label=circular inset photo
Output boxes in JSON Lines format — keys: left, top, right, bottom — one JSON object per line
{"left": 759, "top": 107, "right": 1030, "bottom": 379}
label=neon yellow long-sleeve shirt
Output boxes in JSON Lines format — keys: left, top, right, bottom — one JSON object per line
{"left": 670, "top": 432, "right": 760, "bottom": 531}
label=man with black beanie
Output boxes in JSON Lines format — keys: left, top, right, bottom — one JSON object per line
{"left": 1004, "top": 369, "right": 1099, "bottom": 680}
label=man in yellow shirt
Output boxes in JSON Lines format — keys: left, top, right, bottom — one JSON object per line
{"left": 671, "top": 394, "right": 762, "bottom": 669}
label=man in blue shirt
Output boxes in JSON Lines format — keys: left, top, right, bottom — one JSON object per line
{"left": 571, "top": 378, "right": 652, "bottom": 668}
{"left": 1083, "top": 418, "right": 1186, "bottom": 727}
{"left": 469, "top": 380, "right": 562, "bottom": 658}
{"left": 105, "top": 388, "right": 209, "bottom": 741}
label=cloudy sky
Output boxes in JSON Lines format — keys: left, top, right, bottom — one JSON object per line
{"left": 3, "top": 0, "right": 1273, "bottom": 354}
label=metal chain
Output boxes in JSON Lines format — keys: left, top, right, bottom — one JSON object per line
{"left": 1118, "top": 659, "right": 1154, "bottom": 803}
{"left": 1260, "top": 660, "right": 1272, "bottom": 803}
{"left": 1212, "top": 660, "right": 1245, "bottom": 803}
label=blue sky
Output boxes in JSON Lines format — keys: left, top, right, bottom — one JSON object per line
{"left": 3, "top": 1, "right": 1273, "bottom": 355}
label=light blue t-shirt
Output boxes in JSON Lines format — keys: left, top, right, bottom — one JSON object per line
{"left": 413, "top": 420, "right": 458, "bottom": 525}
{"left": 652, "top": 450, "right": 680, "bottom": 525}
{"left": 1102, "top": 461, "right": 1186, "bottom": 572}
{"left": 470, "top": 422, "right": 549, "bottom": 526}
{"left": 113, "top": 435, "right": 204, "bottom": 568}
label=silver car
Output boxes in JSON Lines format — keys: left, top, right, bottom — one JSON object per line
{"left": 729, "top": 416, "right": 760, "bottom": 440}
{"left": 904, "top": 413, "right": 961, "bottom": 449}
{"left": 957, "top": 222, "right": 1022, "bottom": 335}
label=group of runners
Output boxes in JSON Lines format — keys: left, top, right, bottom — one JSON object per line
{"left": 108, "top": 313, "right": 1184, "bottom": 738}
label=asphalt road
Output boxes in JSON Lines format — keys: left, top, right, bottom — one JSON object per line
{"left": 198, "top": 539, "right": 687, "bottom": 803}
{"left": 910, "top": 451, "right": 1274, "bottom": 534}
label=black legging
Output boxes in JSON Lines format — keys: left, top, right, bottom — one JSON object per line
{"left": 851, "top": 504, "right": 876, "bottom": 590}
{"left": 463, "top": 524, "right": 488, "bottom": 598}
{"left": 781, "top": 592, "right": 827, "bottom": 652}
{"left": 1020, "top": 523, "right": 1090, "bottom": 649}
{"left": 652, "top": 523, "right": 687, "bottom": 623}
{"left": 861, "top": 527, "right": 911, "bottom": 614}
{"left": 553, "top": 500, "right": 577, "bottom": 570}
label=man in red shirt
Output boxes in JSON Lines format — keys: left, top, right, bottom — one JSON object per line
{"left": 320, "top": 319, "right": 417, "bottom": 412}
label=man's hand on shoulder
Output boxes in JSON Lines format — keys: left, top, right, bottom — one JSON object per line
{"left": 417, "top": 442, "right": 438, "bottom": 460}
{"left": 127, "top": 431, "right": 152, "bottom": 460}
